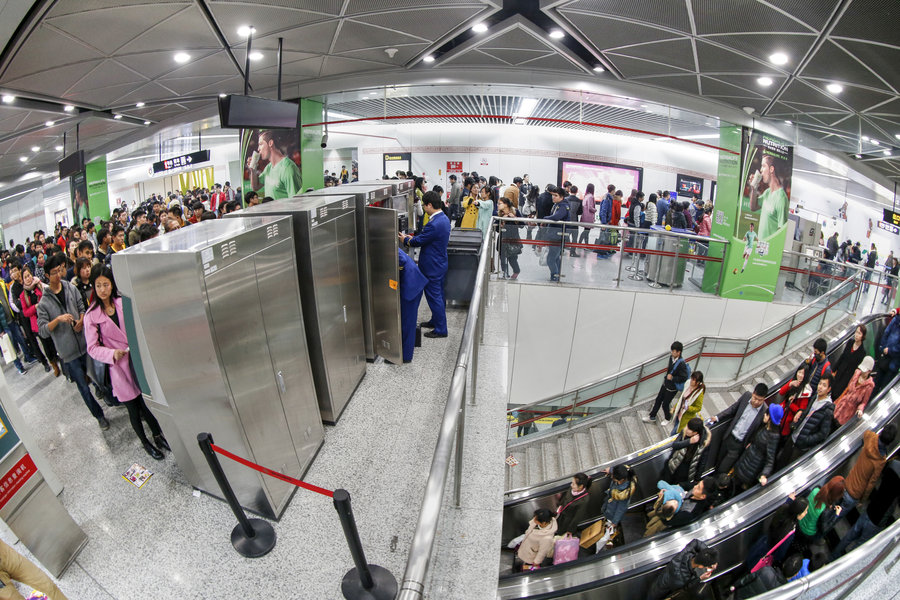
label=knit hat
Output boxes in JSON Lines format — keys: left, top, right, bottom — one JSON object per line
{"left": 769, "top": 404, "right": 784, "bottom": 426}
{"left": 859, "top": 355, "right": 875, "bottom": 373}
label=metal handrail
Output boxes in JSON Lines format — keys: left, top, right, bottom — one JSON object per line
{"left": 507, "top": 270, "right": 861, "bottom": 419}
{"left": 396, "top": 215, "right": 493, "bottom": 600}
{"left": 496, "top": 214, "right": 727, "bottom": 244}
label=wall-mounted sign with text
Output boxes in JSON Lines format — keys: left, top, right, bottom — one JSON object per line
{"left": 152, "top": 150, "right": 211, "bottom": 174}
{"left": 877, "top": 220, "right": 899, "bottom": 235}
{"left": 883, "top": 209, "right": 900, "bottom": 227}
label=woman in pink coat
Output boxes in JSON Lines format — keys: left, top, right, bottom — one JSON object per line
{"left": 577, "top": 183, "right": 597, "bottom": 245}
{"left": 83, "top": 265, "right": 168, "bottom": 460}
{"left": 833, "top": 356, "right": 876, "bottom": 426}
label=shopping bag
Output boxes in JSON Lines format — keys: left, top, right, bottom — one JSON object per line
{"left": 0, "top": 334, "right": 15, "bottom": 365}
{"left": 552, "top": 533, "right": 580, "bottom": 565}
{"left": 579, "top": 519, "right": 606, "bottom": 549}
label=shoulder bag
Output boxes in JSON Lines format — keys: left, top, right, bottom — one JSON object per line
{"left": 751, "top": 528, "right": 794, "bottom": 572}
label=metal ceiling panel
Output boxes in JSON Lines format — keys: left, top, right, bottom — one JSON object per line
{"left": 442, "top": 51, "right": 515, "bottom": 68}
{"left": 763, "top": 0, "right": 837, "bottom": 31}
{"left": 67, "top": 60, "right": 148, "bottom": 94}
{"left": 162, "top": 52, "right": 238, "bottom": 80}
{"left": 607, "top": 54, "right": 692, "bottom": 78}
{"left": 252, "top": 20, "right": 340, "bottom": 54}
{"left": 691, "top": 0, "right": 815, "bottom": 35}
{"left": 700, "top": 32, "right": 817, "bottom": 69}
{"left": 865, "top": 97, "right": 900, "bottom": 117}
{"left": 832, "top": 40, "right": 900, "bottom": 93}
{"left": 115, "top": 4, "right": 221, "bottom": 54}
{"left": 1, "top": 26, "right": 104, "bottom": 82}
{"left": 707, "top": 74, "right": 784, "bottom": 96}
{"left": 830, "top": 0, "right": 900, "bottom": 47}
{"left": 46, "top": 0, "right": 178, "bottom": 18}
{"left": 631, "top": 74, "right": 701, "bottom": 96}
{"left": 557, "top": 11, "right": 678, "bottom": 50}
{"left": 112, "top": 81, "right": 183, "bottom": 104}
{"left": 801, "top": 81, "right": 894, "bottom": 114}
{"left": 208, "top": 2, "right": 330, "bottom": 47}
{"left": 46, "top": 4, "right": 187, "bottom": 55}
{"left": 278, "top": 56, "right": 327, "bottom": 78}
{"left": 6, "top": 61, "right": 103, "bottom": 98}
{"left": 706, "top": 95, "right": 769, "bottom": 113}
{"left": 357, "top": 6, "right": 486, "bottom": 42}
{"left": 331, "top": 19, "right": 429, "bottom": 54}
{"left": 519, "top": 53, "right": 588, "bottom": 73}
{"left": 153, "top": 76, "right": 234, "bottom": 96}
{"left": 320, "top": 56, "right": 391, "bottom": 78}
{"left": 66, "top": 82, "right": 147, "bottom": 106}
{"left": 695, "top": 40, "right": 771, "bottom": 74}
{"left": 779, "top": 80, "right": 849, "bottom": 110}
{"left": 611, "top": 39, "right": 697, "bottom": 71}
{"left": 345, "top": 0, "right": 487, "bottom": 13}
{"left": 482, "top": 48, "right": 552, "bottom": 66}
{"left": 801, "top": 41, "right": 892, "bottom": 91}
{"left": 560, "top": 0, "right": 693, "bottom": 34}
{"left": 111, "top": 52, "right": 192, "bottom": 80}
{"left": 480, "top": 27, "right": 555, "bottom": 52}
{"left": 336, "top": 44, "right": 433, "bottom": 66}
{"left": 699, "top": 76, "right": 767, "bottom": 99}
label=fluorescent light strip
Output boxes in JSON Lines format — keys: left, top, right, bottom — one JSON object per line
{"left": 511, "top": 98, "right": 539, "bottom": 121}
{"left": 793, "top": 168, "right": 850, "bottom": 181}
{"left": 652, "top": 134, "right": 720, "bottom": 142}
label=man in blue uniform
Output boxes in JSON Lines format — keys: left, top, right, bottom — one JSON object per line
{"left": 400, "top": 191, "right": 451, "bottom": 338}
{"left": 398, "top": 248, "right": 427, "bottom": 362}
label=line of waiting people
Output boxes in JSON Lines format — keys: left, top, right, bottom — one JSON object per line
{"left": 507, "top": 314, "right": 900, "bottom": 592}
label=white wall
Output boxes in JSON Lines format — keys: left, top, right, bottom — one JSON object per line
{"left": 506, "top": 282, "right": 810, "bottom": 404}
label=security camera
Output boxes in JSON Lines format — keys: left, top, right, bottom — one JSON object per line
{"left": 321, "top": 133, "right": 328, "bottom": 148}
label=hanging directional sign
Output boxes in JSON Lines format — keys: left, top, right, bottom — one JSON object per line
{"left": 152, "top": 150, "right": 211, "bottom": 174}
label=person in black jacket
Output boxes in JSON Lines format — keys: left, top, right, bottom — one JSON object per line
{"left": 786, "top": 374, "right": 835, "bottom": 463}
{"left": 831, "top": 459, "right": 899, "bottom": 559}
{"left": 729, "top": 554, "right": 803, "bottom": 599}
{"left": 743, "top": 497, "right": 808, "bottom": 572}
{"left": 647, "top": 539, "right": 718, "bottom": 600}
{"left": 644, "top": 341, "right": 690, "bottom": 425}
{"left": 733, "top": 404, "right": 783, "bottom": 489}
{"left": 543, "top": 186, "right": 571, "bottom": 282}
{"left": 555, "top": 472, "right": 591, "bottom": 536}
{"left": 711, "top": 383, "right": 769, "bottom": 475}
{"left": 535, "top": 184, "right": 554, "bottom": 220}
{"left": 668, "top": 477, "right": 716, "bottom": 528}
{"left": 661, "top": 417, "right": 711, "bottom": 485}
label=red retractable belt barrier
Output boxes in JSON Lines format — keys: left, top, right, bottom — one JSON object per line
{"left": 210, "top": 443, "right": 334, "bottom": 498}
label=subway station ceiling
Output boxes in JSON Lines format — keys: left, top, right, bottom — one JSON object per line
{"left": 0, "top": 0, "right": 898, "bottom": 187}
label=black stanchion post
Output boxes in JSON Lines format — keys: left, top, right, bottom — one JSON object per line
{"left": 332, "top": 488, "right": 397, "bottom": 599}
{"left": 197, "top": 432, "right": 276, "bottom": 558}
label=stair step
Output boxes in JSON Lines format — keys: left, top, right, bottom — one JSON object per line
{"left": 704, "top": 391, "right": 727, "bottom": 416}
{"left": 605, "top": 420, "right": 631, "bottom": 460}
{"left": 574, "top": 431, "right": 596, "bottom": 470}
{"left": 507, "top": 451, "right": 527, "bottom": 490}
{"left": 558, "top": 436, "right": 580, "bottom": 476}
{"left": 542, "top": 441, "right": 561, "bottom": 482}
{"left": 621, "top": 415, "right": 652, "bottom": 451}
{"left": 525, "top": 445, "right": 544, "bottom": 486}
{"left": 765, "top": 370, "right": 780, "bottom": 384}
{"left": 591, "top": 425, "right": 611, "bottom": 465}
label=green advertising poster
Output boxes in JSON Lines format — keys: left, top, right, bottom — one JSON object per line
{"left": 85, "top": 157, "right": 110, "bottom": 221}
{"left": 702, "top": 125, "right": 743, "bottom": 293}
{"left": 241, "top": 125, "right": 303, "bottom": 203}
{"left": 300, "top": 98, "right": 324, "bottom": 191}
{"left": 717, "top": 129, "right": 794, "bottom": 301}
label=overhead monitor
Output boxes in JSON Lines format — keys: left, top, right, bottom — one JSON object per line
{"left": 58, "top": 150, "right": 84, "bottom": 180}
{"left": 676, "top": 173, "right": 703, "bottom": 198}
{"left": 218, "top": 95, "right": 300, "bottom": 129}
{"left": 557, "top": 158, "right": 643, "bottom": 198}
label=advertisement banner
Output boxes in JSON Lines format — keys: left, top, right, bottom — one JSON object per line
{"left": 702, "top": 126, "right": 742, "bottom": 293}
{"left": 384, "top": 152, "right": 411, "bottom": 177}
{"left": 300, "top": 98, "right": 324, "bottom": 191}
{"left": 84, "top": 157, "right": 110, "bottom": 221}
{"left": 69, "top": 171, "right": 89, "bottom": 225}
{"left": 718, "top": 129, "right": 794, "bottom": 301}
{"left": 241, "top": 126, "right": 303, "bottom": 202}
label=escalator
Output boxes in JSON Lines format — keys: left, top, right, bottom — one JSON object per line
{"left": 498, "top": 312, "right": 897, "bottom": 599}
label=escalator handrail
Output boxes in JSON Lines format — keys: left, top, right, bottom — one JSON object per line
{"left": 508, "top": 272, "right": 862, "bottom": 427}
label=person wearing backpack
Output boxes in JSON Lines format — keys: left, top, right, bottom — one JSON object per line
{"left": 643, "top": 341, "right": 690, "bottom": 426}
{"left": 709, "top": 383, "right": 769, "bottom": 475}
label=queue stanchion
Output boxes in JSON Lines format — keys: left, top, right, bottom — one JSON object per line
{"left": 332, "top": 488, "right": 398, "bottom": 599}
{"left": 197, "top": 432, "right": 276, "bottom": 558}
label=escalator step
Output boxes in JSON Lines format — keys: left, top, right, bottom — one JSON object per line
{"left": 542, "top": 440, "right": 561, "bottom": 482}
{"left": 574, "top": 431, "right": 596, "bottom": 470}
{"left": 525, "top": 445, "right": 544, "bottom": 486}
{"left": 621, "top": 415, "right": 652, "bottom": 450}
{"left": 606, "top": 421, "right": 630, "bottom": 459}
{"left": 508, "top": 451, "right": 527, "bottom": 490}
{"left": 591, "top": 425, "right": 611, "bottom": 466}
{"left": 558, "top": 436, "right": 580, "bottom": 476}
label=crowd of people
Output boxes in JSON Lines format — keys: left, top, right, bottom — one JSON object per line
{"left": 506, "top": 315, "right": 900, "bottom": 599}
{"left": 822, "top": 231, "right": 898, "bottom": 303}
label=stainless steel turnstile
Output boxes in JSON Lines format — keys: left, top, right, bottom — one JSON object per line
{"left": 298, "top": 184, "right": 403, "bottom": 364}
{"left": 344, "top": 179, "right": 415, "bottom": 232}
{"left": 228, "top": 197, "right": 367, "bottom": 423}
{"left": 112, "top": 217, "right": 324, "bottom": 519}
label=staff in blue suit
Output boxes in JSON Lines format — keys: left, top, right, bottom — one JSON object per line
{"left": 400, "top": 191, "right": 451, "bottom": 339}
{"left": 398, "top": 248, "right": 428, "bottom": 362}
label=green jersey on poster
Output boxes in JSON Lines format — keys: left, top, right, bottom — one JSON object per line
{"left": 259, "top": 157, "right": 302, "bottom": 200}
{"left": 743, "top": 229, "right": 757, "bottom": 254}
{"left": 756, "top": 186, "right": 788, "bottom": 240}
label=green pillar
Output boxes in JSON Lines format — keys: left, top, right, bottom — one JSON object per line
{"left": 300, "top": 99, "right": 324, "bottom": 191}
{"left": 85, "top": 157, "right": 110, "bottom": 221}
{"left": 702, "top": 125, "right": 743, "bottom": 293}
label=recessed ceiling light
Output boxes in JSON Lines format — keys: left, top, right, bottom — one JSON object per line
{"left": 872, "top": 139, "right": 880, "bottom": 145}
{"left": 896, "top": 134, "right": 900, "bottom": 140}
{"left": 593, "top": 65, "right": 605, "bottom": 72}
{"left": 549, "top": 29, "right": 565, "bottom": 39}
{"left": 219, "top": 93, "right": 227, "bottom": 98}
{"left": 423, "top": 55, "right": 435, "bottom": 63}
{"left": 472, "top": 23, "right": 488, "bottom": 33}
{"left": 640, "top": 104, "right": 648, "bottom": 108}
{"left": 144, "top": 120, "right": 151, "bottom": 125}
{"left": 63, "top": 104, "right": 75, "bottom": 112}
{"left": 44, "top": 121, "right": 54, "bottom": 127}
{"left": 883, "top": 149, "right": 892, "bottom": 156}
{"left": 18, "top": 156, "right": 27, "bottom": 162}
{"left": 55, "top": 145, "right": 63, "bottom": 151}
{"left": 174, "top": 52, "right": 191, "bottom": 64}
{"left": 769, "top": 52, "right": 789, "bottom": 66}
{"left": 1, "top": 95, "right": 14, "bottom": 104}
{"left": 784, "top": 120, "right": 793, "bottom": 125}
{"left": 862, "top": 136, "right": 869, "bottom": 141}
{"left": 854, "top": 154, "right": 862, "bottom": 159}
{"left": 757, "top": 77, "right": 773, "bottom": 87}
{"left": 135, "top": 102, "right": 145, "bottom": 108}
{"left": 30, "top": 146, "right": 40, "bottom": 152}
{"left": 826, "top": 83, "right": 843, "bottom": 94}
{"left": 113, "top": 114, "right": 123, "bottom": 119}
{"left": 237, "top": 25, "right": 256, "bottom": 38}
{"left": 249, "top": 51, "right": 264, "bottom": 61}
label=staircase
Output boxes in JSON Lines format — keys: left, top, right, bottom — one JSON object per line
{"left": 505, "top": 314, "right": 856, "bottom": 491}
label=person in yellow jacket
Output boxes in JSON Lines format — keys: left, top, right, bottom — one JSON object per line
{"left": 672, "top": 371, "right": 705, "bottom": 435}
{"left": 0, "top": 539, "right": 68, "bottom": 599}
{"left": 459, "top": 185, "right": 481, "bottom": 229}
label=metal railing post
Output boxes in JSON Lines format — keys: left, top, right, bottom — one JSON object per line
{"left": 454, "top": 400, "right": 465, "bottom": 507}
{"left": 696, "top": 337, "right": 707, "bottom": 371}
{"left": 735, "top": 338, "right": 751, "bottom": 379}
{"left": 669, "top": 238, "right": 681, "bottom": 291}
{"left": 615, "top": 227, "right": 627, "bottom": 288}
{"left": 716, "top": 242, "right": 727, "bottom": 294}
{"left": 782, "top": 314, "right": 796, "bottom": 355}
{"left": 631, "top": 364, "right": 645, "bottom": 405}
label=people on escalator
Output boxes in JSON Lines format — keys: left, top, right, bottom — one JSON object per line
{"left": 643, "top": 341, "right": 690, "bottom": 426}
{"left": 733, "top": 404, "right": 783, "bottom": 489}
{"left": 644, "top": 480, "right": 683, "bottom": 536}
{"left": 515, "top": 508, "right": 558, "bottom": 571}
{"left": 661, "top": 417, "right": 711, "bottom": 485}
{"left": 838, "top": 424, "right": 895, "bottom": 515}
{"left": 555, "top": 472, "right": 591, "bottom": 537}
{"left": 644, "top": 477, "right": 715, "bottom": 536}
{"left": 646, "top": 539, "right": 718, "bottom": 600}
{"left": 793, "top": 476, "right": 845, "bottom": 551}
{"left": 832, "top": 355, "right": 875, "bottom": 426}
{"left": 831, "top": 458, "right": 899, "bottom": 559}
{"left": 671, "top": 371, "right": 705, "bottom": 435}
{"left": 797, "top": 338, "right": 832, "bottom": 402}
{"left": 596, "top": 465, "right": 637, "bottom": 546}
{"left": 710, "top": 383, "right": 768, "bottom": 475}
{"left": 709, "top": 472, "right": 738, "bottom": 506}
{"left": 728, "top": 553, "right": 804, "bottom": 599}
{"left": 776, "top": 367, "right": 812, "bottom": 441}
{"left": 874, "top": 308, "right": 900, "bottom": 394}
{"left": 830, "top": 324, "right": 868, "bottom": 399}
{"left": 778, "top": 374, "right": 835, "bottom": 467}
{"left": 667, "top": 477, "right": 715, "bottom": 528}
{"left": 743, "top": 496, "right": 808, "bottom": 572}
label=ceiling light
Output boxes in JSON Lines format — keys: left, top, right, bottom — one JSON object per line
{"left": 18, "top": 156, "right": 27, "bottom": 162}
{"left": 826, "top": 83, "right": 843, "bottom": 94}
{"left": 884, "top": 149, "right": 892, "bottom": 156}
{"left": 249, "top": 51, "right": 264, "bottom": 61}
{"left": 472, "top": 23, "right": 488, "bottom": 33}
{"left": 640, "top": 104, "right": 648, "bottom": 108}
{"left": 896, "top": 134, "right": 900, "bottom": 140}
{"left": 44, "top": 121, "right": 54, "bottom": 127}
{"left": 135, "top": 102, "right": 145, "bottom": 108}
{"left": 862, "top": 136, "right": 870, "bottom": 141}
{"left": 237, "top": 25, "right": 256, "bottom": 38}
{"left": 854, "top": 154, "right": 862, "bottom": 159}
{"left": 549, "top": 29, "right": 565, "bottom": 39}
{"left": 219, "top": 93, "right": 227, "bottom": 98}
{"left": 1, "top": 95, "right": 14, "bottom": 104}
{"left": 143, "top": 120, "right": 151, "bottom": 125}
{"left": 423, "top": 55, "right": 435, "bottom": 63}
{"left": 769, "top": 52, "right": 789, "bottom": 66}
{"left": 872, "top": 139, "right": 880, "bottom": 145}
{"left": 784, "top": 120, "right": 793, "bottom": 125}
{"left": 113, "top": 114, "right": 123, "bottom": 119}
{"left": 593, "top": 65, "right": 605, "bottom": 72}
{"left": 757, "top": 77, "right": 773, "bottom": 87}
{"left": 55, "top": 145, "right": 63, "bottom": 151}
{"left": 174, "top": 52, "right": 191, "bottom": 64}
{"left": 512, "top": 98, "right": 539, "bottom": 122}
{"left": 30, "top": 146, "right": 40, "bottom": 152}
{"left": 63, "top": 104, "right": 75, "bottom": 112}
